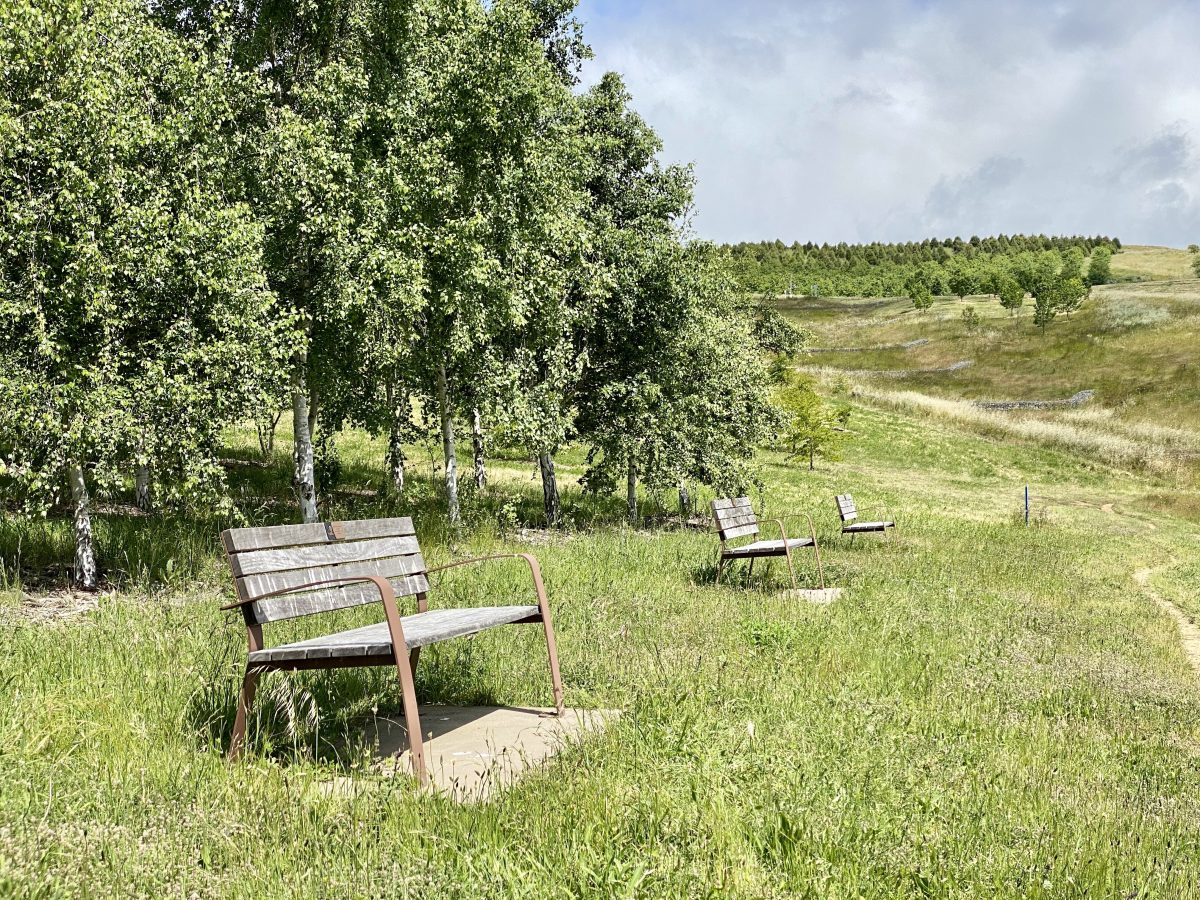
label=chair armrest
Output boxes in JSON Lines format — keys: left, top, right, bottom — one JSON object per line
{"left": 219, "top": 574, "right": 401, "bottom": 611}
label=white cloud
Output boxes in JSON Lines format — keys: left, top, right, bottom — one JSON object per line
{"left": 576, "top": 0, "right": 1200, "bottom": 245}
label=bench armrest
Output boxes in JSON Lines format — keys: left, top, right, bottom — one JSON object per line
{"left": 428, "top": 552, "right": 553, "bottom": 617}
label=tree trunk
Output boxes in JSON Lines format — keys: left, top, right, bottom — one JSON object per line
{"left": 471, "top": 407, "right": 486, "bottom": 490}
{"left": 626, "top": 461, "right": 638, "bottom": 525}
{"left": 436, "top": 361, "right": 460, "bottom": 525}
{"left": 385, "top": 384, "right": 406, "bottom": 494}
{"left": 69, "top": 463, "right": 98, "bottom": 590}
{"left": 809, "top": 447, "right": 816, "bottom": 470}
{"left": 291, "top": 366, "right": 318, "bottom": 524}
{"left": 135, "top": 464, "right": 152, "bottom": 513}
{"left": 307, "top": 388, "right": 320, "bottom": 444}
{"left": 677, "top": 482, "right": 690, "bottom": 519}
{"left": 539, "top": 452, "right": 561, "bottom": 527}
{"left": 257, "top": 410, "right": 282, "bottom": 459}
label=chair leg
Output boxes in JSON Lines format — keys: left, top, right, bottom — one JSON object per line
{"left": 228, "top": 667, "right": 260, "bottom": 760}
{"left": 393, "top": 652, "right": 427, "bottom": 785}
{"left": 715, "top": 555, "right": 725, "bottom": 585}
{"left": 812, "top": 542, "right": 826, "bottom": 590}
{"left": 747, "top": 557, "right": 755, "bottom": 583}
{"left": 408, "top": 647, "right": 421, "bottom": 678}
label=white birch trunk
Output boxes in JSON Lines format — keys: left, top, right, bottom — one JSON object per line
{"left": 471, "top": 408, "right": 486, "bottom": 490}
{"left": 69, "top": 463, "right": 98, "bottom": 590}
{"left": 291, "top": 367, "right": 318, "bottom": 524}
{"left": 436, "top": 361, "right": 460, "bottom": 525}
{"left": 539, "top": 452, "right": 561, "bottom": 527}
{"left": 135, "top": 464, "right": 152, "bottom": 513}
{"left": 626, "top": 461, "right": 638, "bottom": 525}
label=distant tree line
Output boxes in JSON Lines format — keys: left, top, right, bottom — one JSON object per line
{"left": 726, "top": 234, "right": 1121, "bottom": 297}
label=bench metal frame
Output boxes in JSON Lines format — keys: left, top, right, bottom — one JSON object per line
{"left": 219, "top": 518, "right": 563, "bottom": 785}
{"left": 711, "top": 497, "right": 825, "bottom": 589}
{"left": 835, "top": 494, "right": 896, "bottom": 541}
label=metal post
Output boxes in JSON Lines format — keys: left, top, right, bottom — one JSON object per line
{"left": 1025, "top": 485, "right": 1030, "bottom": 526}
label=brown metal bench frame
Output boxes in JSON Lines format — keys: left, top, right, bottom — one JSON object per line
{"left": 835, "top": 494, "right": 896, "bottom": 541}
{"left": 219, "top": 518, "right": 564, "bottom": 785}
{"left": 711, "top": 497, "right": 825, "bottom": 589}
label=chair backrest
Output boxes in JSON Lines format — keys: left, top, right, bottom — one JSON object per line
{"left": 835, "top": 494, "right": 857, "bottom": 523}
{"left": 711, "top": 497, "right": 759, "bottom": 542}
{"left": 222, "top": 517, "right": 428, "bottom": 625}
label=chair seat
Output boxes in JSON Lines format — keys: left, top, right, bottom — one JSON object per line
{"left": 843, "top": 521, "right": 894, "bottom": 533}
{"left": 723, "top": 537, "right": 815, "bottom": 558}
{"left": 248, "top": 605, "right": 540, "bottom": 665}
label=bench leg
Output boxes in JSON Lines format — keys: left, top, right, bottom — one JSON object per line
{"left": 229, "top": 667, "right": 259, "bottom": 760}
{"left": 747, "top": 557, "right": 755, "bottom": 583}
{"left": 812, "top": 540, "right": 826, "bottom": 590}
{"left": 540, "top": 613, "right": 566, "bottom": 717}
{"left": 715, "top": 555, "right": 726, "bottom": 585}
{"left": 393, "top": 653, "right": 428, "bottom": 785}
{"left": 782, "top": 546, "right": 798, "bottom": 590}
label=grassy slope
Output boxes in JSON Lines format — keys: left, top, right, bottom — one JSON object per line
{"left": 1109, "top": 245, "right": 1197, "bottom": 281}
{"left": 3, "top": 407, "right": 1200, "bottom": 896}
{"left": 780, "top": 270, "right": 1200, "bottom": 476}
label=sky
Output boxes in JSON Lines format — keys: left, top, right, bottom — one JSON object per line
{"left": 574, "top": 0, "right": 1200, "bottom": 247}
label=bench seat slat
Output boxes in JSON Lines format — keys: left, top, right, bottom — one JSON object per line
{"left": 843, "top": 521, "right": 894, "bottom": 533}
{"left": 722, "top": 537, "right": 814, "bottom": 558}
{"left": 230, "top": 536, "right": 420, "bottom": 577}
{"left": 719, "top": 523, "right": 761, "bottom": 540}
{"left": 222, "top": 518, "right": 415, "bottom": 553}
{"left": 712, "top": 497, "right": 753, "bottom": 512}
{"left": 715, "top": 512, "right": 758, "bottom": 529}
{"left": 248, "top": 605, "right": 541, "bottom": 664}
{"left": 250, "top": 574, "right": 431, "bottom": 623}
{"left": 238, "top": 554, "right": 428, "bottom": 601}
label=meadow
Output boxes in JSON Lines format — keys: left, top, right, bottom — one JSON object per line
{"left": 782, "top": 251, "right": 1200, "bottom": 488}
{"left": 3, "top": 394, "right": 1200, "bottom": 896}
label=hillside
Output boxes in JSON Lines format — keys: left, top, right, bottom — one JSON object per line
{"left": 779, "top": 269, "right": 1200, "bottom": 493}
{"left": 1109, "top": 244, "right": 1197, "bottom": 281}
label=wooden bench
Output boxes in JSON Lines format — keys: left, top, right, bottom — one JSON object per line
{"left": 219, "top": 517, "right": 564, "bottom": 784}
{"left": 711, "top": 497, "right": 825, "bottom": 589}
{"left": 835, "top": 494, "right": 895, "bottom": 538}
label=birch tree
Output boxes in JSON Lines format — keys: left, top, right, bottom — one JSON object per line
{"left": 0, "top": 0, "right": 282, "bottom": 587}
{"left": 406, "top": 0, "right": 583, "bottom": 525}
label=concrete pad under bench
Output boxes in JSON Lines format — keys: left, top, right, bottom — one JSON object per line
{"left": 363, "top": 705, "right": 616, "bottom": 800}
{"left": 780, "top": 587, "right": 845, "bottom": 604}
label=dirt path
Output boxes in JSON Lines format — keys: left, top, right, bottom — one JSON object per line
{"left": 1134, "top": 567, "right": 1200, "bottom": 676}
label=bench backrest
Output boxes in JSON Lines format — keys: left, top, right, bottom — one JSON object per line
{"left": 835, "top": 494, "right": 857, "bottom": 522}
{"left": 221, "top": 517, "right": 428, "bottom": 625}
{"left": 711, "top": 497, "right": 759, "bottom": 542}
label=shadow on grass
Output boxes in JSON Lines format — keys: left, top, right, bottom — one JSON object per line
{"left": 184, "top": 638, "right": 508, "bottom": 773}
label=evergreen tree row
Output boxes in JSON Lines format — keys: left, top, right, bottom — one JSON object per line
{"left": 726, "top": 234, "right": 1121, "bottom": 296}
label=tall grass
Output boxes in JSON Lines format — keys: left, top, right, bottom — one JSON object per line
{"left": 3, "top": 405, "right": 1200, "bottom": 895}
{"left": 846, "top": 380, "right": 1199, "bottom": 478}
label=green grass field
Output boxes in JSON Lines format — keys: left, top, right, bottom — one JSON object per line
{"left": 3, "top": 397, "right": 1200, "bottom": 896}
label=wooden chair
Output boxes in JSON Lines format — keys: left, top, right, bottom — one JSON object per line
{"left": 219, "top": 517, "right": 564, "bottom": 785}
{"left": 835, "top": 494, "right": 895, "bottom": 538}
{"left": 711, "top": 497, "right": 825, "bottom": 589}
